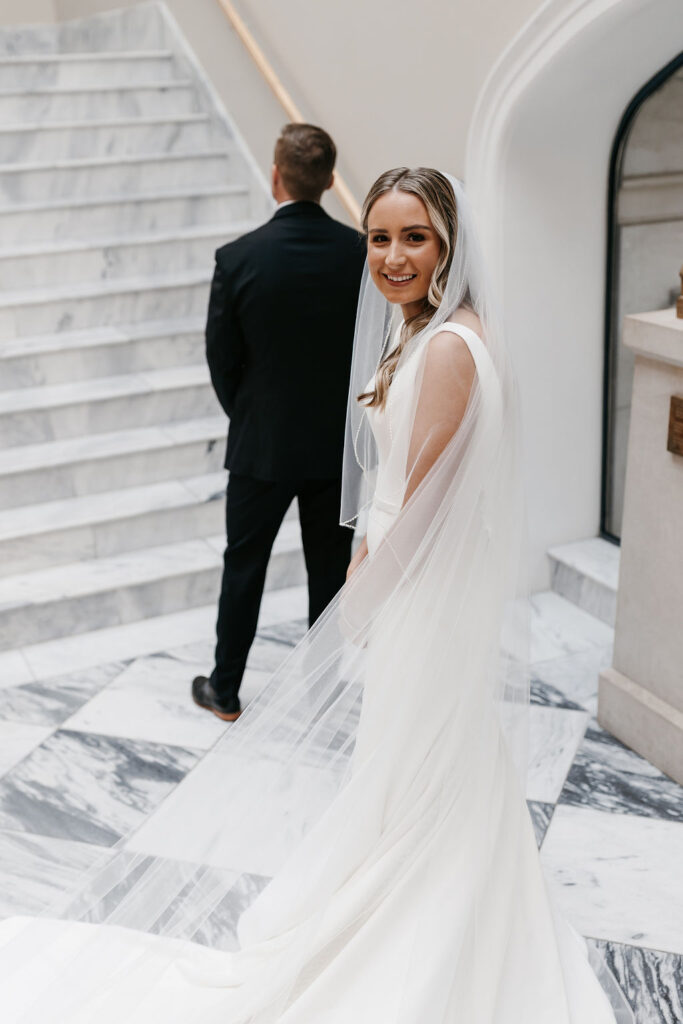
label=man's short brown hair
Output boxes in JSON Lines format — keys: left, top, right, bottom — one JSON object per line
{"left": 274, "top": 123, "right": 336, "bottom": 202}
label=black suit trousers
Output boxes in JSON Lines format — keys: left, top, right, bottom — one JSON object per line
{"left": 210, "top": 473, "right": 353, "bottom": 709}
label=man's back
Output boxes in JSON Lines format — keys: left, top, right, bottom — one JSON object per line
{"left": 207, "top": 200, "right": 365, "bottom": 481}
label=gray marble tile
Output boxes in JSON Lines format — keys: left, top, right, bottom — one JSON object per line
{"left": 63, "top": 653, "right": 228, "bottom": 749}
{"left": 0, "top": 662, "right": 126, "bottom": 727}
{"left": 0, "top": 829, "right": 112, "bottom": 919}
{"left": 0, "top": 722, "right": 52, "bottom": 777}
{"left": 256, "top": 618, "right": 308, "bottom": 648}
{"left": 588, "top": 938, "right": 683, "bottom": 1024}
{"left": 541, "top": 805, "right": 683, "bottom": 954}
{"left": 0, "top": 729, "right": 199, "bottom": 846}
{"left": 560, "top": 720, "right": 683, "bottom": 822}
{"left": 526, "top": 800, "right": 555, "bottom": 848}
{"left": 530, "top": 676, "right": 586, "bottom": 711}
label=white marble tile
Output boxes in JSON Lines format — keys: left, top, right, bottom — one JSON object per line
{"left": 0, "top": 54, "right": 176, "bottom": 92}
{"left": 541, "top": 805, "right": 683, "bottom": 954}
{"left": 0, "top": 662, "right": 126, "bottom": 727}
{"left": 548, "top": 538, "right": 620, "bottom": 591}
{"left": 0, "top": 82, "right": 198, "bottom": 124}
{"left": 526, "top": 705, "right": 589, "bottom": 803}
{"left": 63, "top": 654, "right": 227, "bottom": 749}
{"left": 530, "top": 591, "right": 614, "bottom": 663}
{"left": 0, "top": 721, "right": 52, "bottom": 776}
{"left": 257, "top": 586, "right": 308, "bottom": 628}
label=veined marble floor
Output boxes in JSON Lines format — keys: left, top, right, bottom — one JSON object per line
{"left": 0, "top": 585, "right": 680, "bottom": 1022}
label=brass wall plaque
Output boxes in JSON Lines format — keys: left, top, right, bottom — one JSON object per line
{"left": 668, "top": 395, "right": 683, "bottom": 456}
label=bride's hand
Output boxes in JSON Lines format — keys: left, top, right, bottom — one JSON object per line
{"left": 346, "top": 535, "right": 369, "bottom": 581}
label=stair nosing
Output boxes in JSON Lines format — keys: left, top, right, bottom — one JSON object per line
{"left": 0, "top": 148, "right": 232, "bottom": 176}
{"left": 0, "top": 79, "right": 194, "bottom": 98}
{"left": 0, "top": 417, "right": 225, "bottom": 476}
{"left": 0, "top": 182, "right": 250, "bottom": 215}
{"left": 0, "top": 471, "right": 226, "bottom": 542}
{"left": 0, "top": 267, "right": 212, "bottom": 308}
{"left": 0, "top": 316, "right": 207, "bottom": 358}
{"left": 0, "top": 112, "right": 210, "bottom": 135}
{"left": 0, "top": 363, "right": 211, "bottom": 415}
{"left": 0, "top": 51, "right": 175, "bottom": 65}
{"left": 0, "top": 222, "right": 255, "bottom": 262}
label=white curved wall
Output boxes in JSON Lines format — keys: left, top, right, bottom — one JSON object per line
{"left": 467, "top": 0, "right": 683, "bottom": 586}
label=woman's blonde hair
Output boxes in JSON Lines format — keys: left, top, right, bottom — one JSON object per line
{"left": 358, "top": 167, "right": 459, "bottom": 409}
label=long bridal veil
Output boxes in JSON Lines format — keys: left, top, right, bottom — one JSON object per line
{"left": 0, "top": 177, "right": 632, "bottom": 1023}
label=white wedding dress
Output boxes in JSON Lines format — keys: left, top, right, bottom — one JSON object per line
{"left": 0, "top": 319, "right": 629, "bottom": 1023}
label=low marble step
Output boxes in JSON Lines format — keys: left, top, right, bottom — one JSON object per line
{"left": 0, "top": 51, "right": 176, "bottom": 90}
{"left": 0, "top": 81, "right": 199, "bottom": 122}
{"left": 0, "top": 223, "right": 250, "bottom": 294}
{"left": 0, "top": 149, "right": 240, "bottom": 203}
{"left": 0, "top": 471, "right": 228, "bottom": 576}
{"left": 0, "top": 362, "right": 219, "bottom": 447}
{"left": 0, "top": 268, "right": 213, "bottom": 340}
{"left": 548, "top": 537, "right": 620, "bottom": 626}
{"left": 0, "top": 113, "right": 222, "bottom": 164}
{"left": 0, "top": 524, "right": 305, "bottom": 650}
{"left": 0, "top": 416, "right": 226, "bottom": 510}
{"left": 0, "top": 315, "right": 212, "bottom": 387}
{"left": 0, "top": 184, "right": 256, "bottom": 244}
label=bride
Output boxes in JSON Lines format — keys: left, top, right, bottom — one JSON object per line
{"left": 0, "top": 169, "right": 632, "bottom": 1023}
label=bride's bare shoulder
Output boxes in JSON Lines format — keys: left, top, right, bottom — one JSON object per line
{"left": 446, "top": 306, "right": 484, "bottom": 339}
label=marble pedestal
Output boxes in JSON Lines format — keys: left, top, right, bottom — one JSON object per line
{"left": 598, "top": 308, "right": 683, "bottom": 784}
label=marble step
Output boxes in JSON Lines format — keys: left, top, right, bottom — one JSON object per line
{"left": 0, "top": 471, "right": 229, "bottom": 576}
{"left": 0, "top": 362, "right": 219, "bottom": 447}
{"left": 0, "top": 316, "right": 210, "bottom": 388}
{"left": 0, "top": 416, "right": 226, "bottom": 510}
{"left": 0, "top": 524, "right": 305, "bottom": 651}
{"left": 0, "top": 81, "right": 199, "bottom": 122}
{"left": 0, "top": 184, "right": 256, "bottom": 245}
{"left": 0, "top": 51, "right": 177, "bottom": 90}
{"left": 0, "top": 113, "right": 222, "bottom": 164}
{"left": 0, "top": 223, "right": 249, "bottom": 294}
{"left": 0, "top": 149, "right": 238, "bottom": 203}
{"left": 548, "top": 537, "right": 620, "bottom": 626}
{"left": 0, "top": 268, "right": 213, "bottom": 340}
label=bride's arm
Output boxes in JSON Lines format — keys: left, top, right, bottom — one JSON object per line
{"left": 346, "top": 534, "right": 369, "bottom": 580}
{"left": 403, "top": 330, "right": 476, "bottom": 506}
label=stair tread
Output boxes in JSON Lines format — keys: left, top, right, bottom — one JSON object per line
{"left": 0, "top": 112, "right": 210, "bottom": 136}
{"left": 0, "top": 416, "right": 224, "bottom": 475}
{"left": 548, "top": 537, "right": 619, "bottom": 591}
{"left": 0, "top": 522, "right": 300, "bottom": 610}
{"left": 0, "top": 148, "right": 230, "bottom": 175}
{"left": 0, "top": 362, "right": 210, "bottom": 414}
{"left": 0, "top": 222, "right": 253, "bottom": 264}
{"left": 0, "top": 315, "right": 209, "bottom": 358}
{"left": 0, "top": 181, "right": 249, "bottom": 216}
{"left": 0, "top": 266, "right": 212, "bottom": 309}
{"left": 0, "top": 471, "right": 226, "bottom": 540}
{"left": 0, "top": 51, "right": 175, "bottom": 64}
{"left": 0, "top": 80, "right": 193, "bottom": 98}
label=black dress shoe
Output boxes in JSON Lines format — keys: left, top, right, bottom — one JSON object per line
{"left": 191, "top": 676, "right": 242, "bottom": 722}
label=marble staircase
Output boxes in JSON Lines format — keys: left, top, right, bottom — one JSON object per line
{"left": 548, "top": 537, "right": 620, "bottom": 626}
{"left": 0, "top": 10, "right": 304, "bottom": 654}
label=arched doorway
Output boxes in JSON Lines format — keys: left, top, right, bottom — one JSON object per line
{"left": 603, "top": 53, "right": 683, "bottom": 540}
{"left": 466, "top": 0, "right": 683, "bottom": 586}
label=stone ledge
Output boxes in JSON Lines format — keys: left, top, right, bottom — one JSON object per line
{"left": 598, "top": 666, "right": 683, "bottom": 785}
{"left": 623, "top": 308, "right": 683, "bottom": 368}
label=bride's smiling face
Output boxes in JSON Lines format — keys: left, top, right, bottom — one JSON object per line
{"left": 366, "top": 189, "right": 441, "bottom": 317}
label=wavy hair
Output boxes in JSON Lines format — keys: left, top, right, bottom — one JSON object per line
{"left": 358, "top": 167, "right": 459, "bottom": 409}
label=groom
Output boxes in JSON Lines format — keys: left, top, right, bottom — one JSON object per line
{"left": 193, "top": 123, "right": 365, "bottom": 722}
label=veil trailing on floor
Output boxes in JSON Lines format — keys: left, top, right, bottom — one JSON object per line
{"left": 0, "top": 178, "right": 632, "bottom": 1023}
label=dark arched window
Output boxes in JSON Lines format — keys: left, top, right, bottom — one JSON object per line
{"left": 602, "top": 52, "right": 683, "bottom": 541}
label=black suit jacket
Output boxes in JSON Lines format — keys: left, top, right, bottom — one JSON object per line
{"left": 205, "top": 201, "right": 366, "bottom": 481}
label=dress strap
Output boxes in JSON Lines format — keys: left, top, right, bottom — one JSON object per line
{"left": 429, "top": 321, "right": 494, "bottom": 381}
